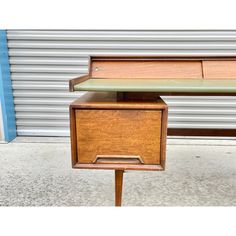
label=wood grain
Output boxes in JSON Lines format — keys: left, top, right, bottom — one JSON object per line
{"left": 70, "top": 92, "right": 168, "bottom": 170}
{"left": 75, "top": 109, "right": 162, "bottom": 165}
{"left": 70, "top": 92, "right": 168, "bottom": 110}
{"left": 91, "top": 61, "right": 203, "bottom": 79}
{"left": 203, "top": 60, "right": 236, "bottom": 79}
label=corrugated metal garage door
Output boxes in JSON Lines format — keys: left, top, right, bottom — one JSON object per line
{"left": 7, "top": 30, "right": 236, "bottom": 136}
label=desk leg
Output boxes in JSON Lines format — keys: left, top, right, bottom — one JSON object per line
{"left": 115, "top": 170, "right": 124, "bottom": 206}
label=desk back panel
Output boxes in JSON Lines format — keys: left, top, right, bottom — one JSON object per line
{"left": 203, "top": 61, "right": 236, "bottom": 79}
{"left": 90, "top": 56, "right": 236, "bottom": 80}
{"left": 91, "top": 61, "right": 203, "bottom": 79}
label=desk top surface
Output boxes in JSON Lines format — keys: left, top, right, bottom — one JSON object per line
{"left": 73, "top": 78, "right": 236, "bottom": 93}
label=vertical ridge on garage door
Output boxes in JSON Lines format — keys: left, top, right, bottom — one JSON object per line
{"left": 7, "top": 30, "right": 236, "bottom": 136}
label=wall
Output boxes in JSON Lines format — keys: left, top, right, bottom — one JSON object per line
{"left": 0, "top": 30, "right": 16, "bottom": 141}
{"left": 7, "top": 30, "right": 236, "bottom": 136}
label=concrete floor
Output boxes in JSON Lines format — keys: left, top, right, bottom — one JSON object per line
{"left": 0, "top": 137, "right": 235, "bottom": 206}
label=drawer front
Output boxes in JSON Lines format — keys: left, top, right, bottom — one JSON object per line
{"left": 203, "top": 61, "right": 236, "bottom": 79}
{"left": 75, "top": 109, "right": 162, "bottom": 165}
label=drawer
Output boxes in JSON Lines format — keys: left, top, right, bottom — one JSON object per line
{"left": 203, "top": 61, "right": 236, "bottom": 79}
{"left": 75, "top": 109, "right": 162, "bottom": 165}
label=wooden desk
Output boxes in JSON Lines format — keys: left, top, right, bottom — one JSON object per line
{"left": 69, "top": 56, "right": 236, "bottom": 206}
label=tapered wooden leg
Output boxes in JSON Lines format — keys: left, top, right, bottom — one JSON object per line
{"left": 115, "top": 170, "right": 124, "bottom": 206}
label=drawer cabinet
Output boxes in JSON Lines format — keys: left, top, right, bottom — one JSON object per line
{"left": 91, "top": 61, "right": 203, "bottom": 79}
{"left": 70, "top": 92, "right": 168, "bottom": 171}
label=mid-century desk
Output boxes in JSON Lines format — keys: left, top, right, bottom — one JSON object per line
{"left": 69, "top": 56, "right": 236, "bottom": 206}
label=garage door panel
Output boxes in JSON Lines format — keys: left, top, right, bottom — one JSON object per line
{"left": 7, "top": 30, "right": 236, "bottom": 136}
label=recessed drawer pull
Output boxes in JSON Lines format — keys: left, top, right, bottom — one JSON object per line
{"left": 93, "top": 155, "right": 144, "bottom": 164}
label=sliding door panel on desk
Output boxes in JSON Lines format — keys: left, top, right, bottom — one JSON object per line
{"left": 91, "top": 61, "right": 203, "bottom": 79}
{"left": 203, "top": 61, "right": 236, "bottom": 79}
